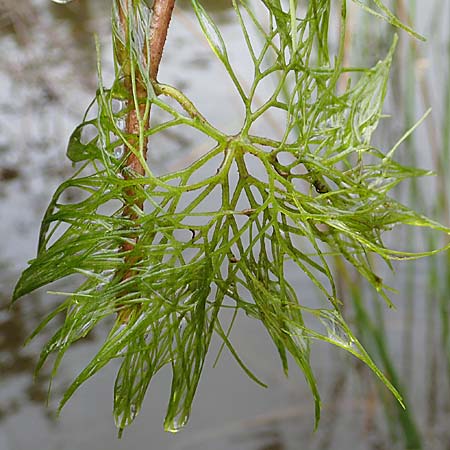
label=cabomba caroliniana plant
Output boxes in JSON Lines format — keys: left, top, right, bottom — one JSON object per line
{"left": 13, "top": 0, "right": 450, "bottom": 435}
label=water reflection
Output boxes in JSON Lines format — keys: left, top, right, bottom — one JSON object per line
{"left": 0, "top": 1, "right": 449, "bottom": 450}
{"left": 0, "top": 288, "right": 51, "bottom": 421}
{"left": 48, "top": 0, "right": 95, "bottom": 51}
{"left": 0, "top": 0, "right": 36, "bottom": 44}
{"left": 0, "top": 168, "right": 19, "bottom": 182}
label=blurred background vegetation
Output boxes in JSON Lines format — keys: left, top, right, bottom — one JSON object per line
{"left": 0, "top": 1, "right": 449, "bottom": 449}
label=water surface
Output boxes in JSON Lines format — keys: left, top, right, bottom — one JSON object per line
{"left": 0, "top": 1, "right": 449, "bottom": 450}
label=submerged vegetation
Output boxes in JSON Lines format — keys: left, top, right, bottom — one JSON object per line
{"left": 12, "top": 0, "right": 450, "bottom": 437}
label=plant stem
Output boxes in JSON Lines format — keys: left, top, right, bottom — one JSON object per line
{"left": 118, "top": 0, "right": 176, "bottom": 322}
{"left": 119, "top": 0, "right": 175, "bottom": 177}
{"left": 150, "top": 0, "right": 176, "bottom": 80}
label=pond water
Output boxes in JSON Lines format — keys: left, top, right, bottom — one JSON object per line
{"left": 0, "top": 1, "right": 449, "bottom": 450}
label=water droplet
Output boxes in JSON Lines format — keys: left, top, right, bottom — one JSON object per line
{"left": 116, "top": 118, "right": 126, "bottom": 132}
{"left": 112, "top": 100, "right": 124, "bottom": 114}
{"left": 114, "top": 146, "right": 125, "bottom": 159}
{"left": 166, "top": 425, "right": 180, "bottom": 433}
{"left": 165, "top": 417, "right": 187, "bottom": 433}
{"left": 326, "top": 325, "right": 354, "bottom": 349}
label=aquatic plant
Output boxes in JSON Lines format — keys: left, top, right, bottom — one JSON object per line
{"left": 12, "top": 0, "right": 450, "bottom": 435}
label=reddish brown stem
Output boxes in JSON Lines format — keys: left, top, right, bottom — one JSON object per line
{"left": 120, "top": 0, "right": 176, "bottom": 176}
{"left": 117, "top": 0, "right": 175, "bottom": 321}
{"left": 149, "top": 0, "right": 176, "bottom": 80}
